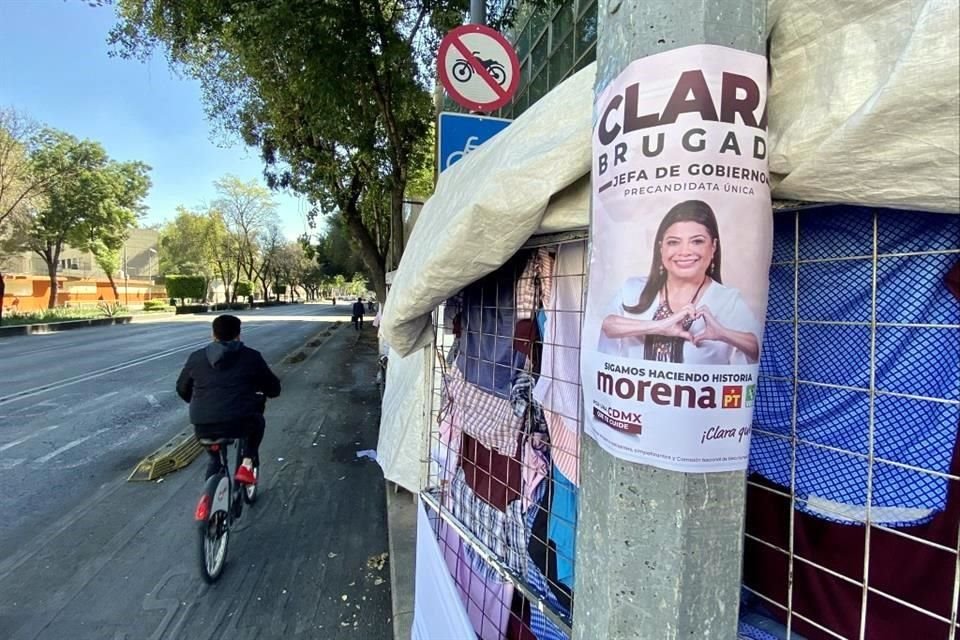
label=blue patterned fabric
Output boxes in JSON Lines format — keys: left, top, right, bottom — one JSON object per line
{"left": 750, "top": 207, "right": 960, "bottom": 526}
{"left": 738, "top": 620, "right": 781, "bottom": 640}
{"left": 527, "top": 560, "right": 571, "bottom": 640}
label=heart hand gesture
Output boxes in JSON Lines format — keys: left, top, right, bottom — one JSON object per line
{"left": 692, "top": 305, "right": 724, "bottom": 346}
{"left": 653, "top": 303, "right": 698, "bottom": 342}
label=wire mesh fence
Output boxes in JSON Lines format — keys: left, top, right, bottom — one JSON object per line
{"left": 417, "top": 206, "right": 960, "bottom": 640}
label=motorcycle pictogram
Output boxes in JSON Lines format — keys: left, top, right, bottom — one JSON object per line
{"left": 452, "top": 52, "right": 508, "bottom": 86}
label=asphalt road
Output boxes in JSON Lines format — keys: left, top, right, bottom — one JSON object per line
{"left": 0, "top": 303, "right": 392, "bottom": 639}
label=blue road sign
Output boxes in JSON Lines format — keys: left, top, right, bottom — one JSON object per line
{"left": 437, "top": 112, "right": 511, "bottom": 174}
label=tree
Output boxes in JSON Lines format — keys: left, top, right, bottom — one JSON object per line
{"left": 0, "top": 110, "right": 103, "bottom": 319}
{"left": 107, "top": 0, "right": 505, "bottom": 303}
{"left": 80, "top": 160, "right": 151, "bottom": 299}
{"left": 270, "top": 241, "right": 307, "bottom": 301}
{"left": 212, "top": 176, "right": 279, "bottom": 301}
{"left": 234, "top": 280, "right": 253, "bottom": 300}
{"left": 253, "top": 221, "right": 284, "bottom": 302}
{"left": 158, "top": 207, "right": 216, "bottom": 276}
{"left": 405, "top": 120, "right": 436, "bottom": 202}
{"left": 166, "top": 274, "right": 207, "bottom": 305}
{"left": 91, "top": 241, "right": 122, "bottom": 299}
{"left": 2, "top": 131, "right": 151, "bottom": 308}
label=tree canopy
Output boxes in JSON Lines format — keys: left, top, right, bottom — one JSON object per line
{"left": 107, "top": 0, "right": 538, "bottom": 301}
{"left": 1, "top": 127, "right": 151, "bottom": 308}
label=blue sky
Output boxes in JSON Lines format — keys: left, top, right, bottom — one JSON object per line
{"left": 0, "top": 0, "right": 309, "bottom": 239}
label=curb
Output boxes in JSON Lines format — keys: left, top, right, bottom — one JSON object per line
{"left": 129, "top": 312, "right": 177, "bottom": 323}
{"left": 0, "top": 316, "right": 133, "bottom": 338}
{"left": 386, "top": 482, "right": 416, "bottom": 640}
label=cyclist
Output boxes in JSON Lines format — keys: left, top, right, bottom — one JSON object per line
{"left": 176, "top": 314, "right": 281, "bottom": 484}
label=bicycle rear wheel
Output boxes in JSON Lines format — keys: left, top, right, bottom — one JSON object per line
{"left": 198, "top": 510, "right": 229, "bottom": 582}
{"left": 197, "top": 475, "right": 231, "bottom": 583}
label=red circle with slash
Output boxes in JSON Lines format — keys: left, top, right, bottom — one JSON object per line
{"left": 438, "top": 24, "right": 520, "bottom": 112}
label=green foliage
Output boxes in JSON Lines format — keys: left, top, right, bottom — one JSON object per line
{"left": 0, "top": 306, "right": 129, "bottom": 327}
{"left": 158, "top": 206, "right": 226, "bottom": 277}
{"left": 347, "top": 273, "right": 368, "bottom": 297}
{"left": 272, "top": 284, "right": 287, "bottom": 295}
{"left": 96, "top": 301, "right": 128, "bottom": 317}
{"left": 313, "top": 214, "right": 368, "bottom": 279}
{"left": 405, "top": 120, "right": 435, "bottom": 201}
{"left": 234, "top": 280, "right": 253, "bottom": 298}
{"left": 90, "top": 240, "right": 121, "bottom": 284}
{"left": 143, "top": 299, "right": 173, "bottom": 312}
{"left": 165, "top": 274, "right": 207, "bottom": 301}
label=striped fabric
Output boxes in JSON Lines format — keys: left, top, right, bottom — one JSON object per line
{"left": 544, "top": 409, "right": 580, "bottom": 487}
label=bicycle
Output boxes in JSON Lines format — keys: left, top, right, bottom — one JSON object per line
{"left": 194, "top": 436, "right": 259, "bottom": 583}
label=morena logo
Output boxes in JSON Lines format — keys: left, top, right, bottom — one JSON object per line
{"left": 596, "top": 372, "right": 744, "bottom": 410}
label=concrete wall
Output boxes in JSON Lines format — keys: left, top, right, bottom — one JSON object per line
{"left": 2, "top": 275, "right": 166, "bottom": 312}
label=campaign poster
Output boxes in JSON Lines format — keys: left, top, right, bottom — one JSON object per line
{"left": 580, "top": 45, "right": 772, "bottom": 472}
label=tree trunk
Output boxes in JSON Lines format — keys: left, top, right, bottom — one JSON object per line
{"left": 105, "top": 272, "right": 119, "bottom": 301}
{"left": 342, "top": 200, "right": 388, "bottom": 303}
{"left": 46, "top": 261, "right": 58, "bottom": 309}
{"left": 388, "top": 173, "right": 405, "bottom": 272}
{"left": 0, "top": 271, "right": 5, "bottom": 323}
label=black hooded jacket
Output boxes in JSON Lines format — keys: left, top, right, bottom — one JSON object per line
{"left": 176, "top": 341, "right": 281, "bottom": 426}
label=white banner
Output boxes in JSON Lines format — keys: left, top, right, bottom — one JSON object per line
{"left": 581, "top": 45, "right": 772, "bottom": 472}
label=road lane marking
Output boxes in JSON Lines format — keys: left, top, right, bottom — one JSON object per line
{"left": 0, "top": 424, "right": 61, "bottom": 452}
{"left": 0, "top": 341, "right": 208, "bottom": 406}
{"left": 34, "top": 428, "right": 110, "bottom": 464}
{"left": 0, "top": 458, "right": 25, "bottom": 470}
{"left": 0, "top": 325, "right": 269, "bottom": 407}
{"left": 146, "top": 394, "right": 159, "bottom": 407}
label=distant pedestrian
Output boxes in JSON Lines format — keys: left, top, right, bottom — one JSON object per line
{"left": 352, "top": 298, "right": 365, "bottom": 331}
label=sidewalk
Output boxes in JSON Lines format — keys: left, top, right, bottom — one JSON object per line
{"left": 0, "top": 321, "right": 393, "bottom": 639}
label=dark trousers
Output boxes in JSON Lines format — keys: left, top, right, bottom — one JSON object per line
{"left": 353, "top": 315, "right": 363, "bottom": 330}
{"left": 196, "top": 415, "right": 265, "bottom": 479}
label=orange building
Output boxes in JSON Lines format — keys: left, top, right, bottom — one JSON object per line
{"left": 2, "top": 274, "right": 166, "bottom": 313}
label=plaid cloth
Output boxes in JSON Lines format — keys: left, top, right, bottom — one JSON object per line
{"left": 510, "top": 372, "right": 547, "bottom": 429}
{"left": 527, "top": 558, "right": 571, "bottom": 640}
{"left": 449, "top": 467, "right": 529, "bottom": 576}
{"left": 516, "top": 248, "right": 556, "bottom": 317}
{"left": 446, "top": 368, "right": 523, "bottom": 457}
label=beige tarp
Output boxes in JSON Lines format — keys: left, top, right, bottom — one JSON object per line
{"left": 767, "top": 0, "right": 959, "bottom": 212}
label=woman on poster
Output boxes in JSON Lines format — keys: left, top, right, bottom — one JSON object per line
{"left": 599, "top": 199, "right": 761, "bottom": 365}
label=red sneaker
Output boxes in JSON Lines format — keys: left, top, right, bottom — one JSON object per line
{"left": 235, "top": 465, "right": 256, "bottom": 485}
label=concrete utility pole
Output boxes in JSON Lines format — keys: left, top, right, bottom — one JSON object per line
{"left": 572, "top": 2, "right": 767, "bottom": 640}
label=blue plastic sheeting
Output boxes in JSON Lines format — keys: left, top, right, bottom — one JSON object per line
{"left": 750, "top": 207, "right": 960, "bottom": 526}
